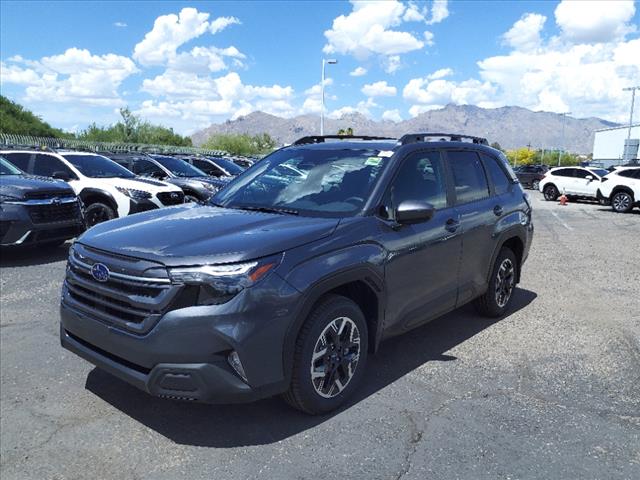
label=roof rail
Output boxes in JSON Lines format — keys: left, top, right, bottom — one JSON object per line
{"left": 0, "top": 143, "right": 58, "bottom": 153}
{"left": 398, "top": 133, "right": 489, "bottom": 146}
{"left": 293, "top": 135, "right": 396, "bottom": 145}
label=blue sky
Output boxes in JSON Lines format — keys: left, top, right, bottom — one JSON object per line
{"left": 1, "top": 1, "right": 638, "bottom": 135}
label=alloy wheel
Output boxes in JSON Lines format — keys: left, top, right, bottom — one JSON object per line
{"left": 532, "top": 179, "right": 540, "bottom": 191}
{"left": 494, "top": 258, "right": 515, "bottom": 308}
{"left": 612, "top": 192, "right": 631, "bottom": 212}
{"left": 310, "top": 316, "right": 361, "bottom": 399}
{"left": 544, "top": 185, "right": 558, "bottom": 201}
{"left": 86, "top": 207, "right": 111, "bottom": 227}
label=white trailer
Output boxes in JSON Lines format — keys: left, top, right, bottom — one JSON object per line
{"left": 592, "top": 124, "right": 640, "bottom": 167}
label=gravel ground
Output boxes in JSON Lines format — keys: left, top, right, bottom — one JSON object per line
{"left": 1, "top": 193, "right": 639, "bottom": 480}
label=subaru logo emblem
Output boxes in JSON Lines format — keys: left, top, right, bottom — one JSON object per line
{"left": 51, "top": 197, "right": 61, "bottom": 205}
{"left": 170, "top": 192, "right": 178, "bottom": 199}
{"left": 91, "top": 263, "right": 110, "bottom": 282}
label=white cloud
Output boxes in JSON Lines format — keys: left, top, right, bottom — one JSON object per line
{"left": 114, "top": 22, "right": 127, "bottom": 28}
{"left": 1, "top": 48, "right": 138, "bottom": 106}
{"left": 209, "top": 16, "right": 241, "bottom": 34}
{"left": 301, "top": 78, "right": 335, "bottom": 114}
{"left": 349, "top": 66, "right": 368, "bottom": 76}
{"left": 403, "top": 2, "right": 426, "bottom": 22}
{"left": 554, "top": 0, "right": 636, "bottom": 43}
{"left": 382, "top": 55, "right": 402, "bottom": 73}
{"left": 427, "top": 0, "right": 449, "bottom": 25}
{"left": 427, "top": 68, "right": 453, "bottom": 80}
{"left": 323, "top": 1, "right": 425, "bottom": 60}
{"left": 423, "top": 31, "right": 435, "bottom": 46}
{"left": 362, "top": 80, "right": 397, "bottom": 97}
{"left": 502, "top": 13, "right": 546, "bottom": 52}
{"left": 133, "top": 8, "right": 211, "bottom": 66}
{"left": 403, "top": 77, "right": 496, "bottom": 108}
{"left": 382, "top": 109, "right": 403, "bottom": 122}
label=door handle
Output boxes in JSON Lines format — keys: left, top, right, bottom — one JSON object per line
{"left": 445, "top": 218, "right": 460, "bottom": 232}
{"left": 493, "top": 205, "right": 503, "bottom": 216}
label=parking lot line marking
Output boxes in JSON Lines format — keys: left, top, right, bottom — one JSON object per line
{"left": 550, "top": 210, "right": 573, "bottom": 231}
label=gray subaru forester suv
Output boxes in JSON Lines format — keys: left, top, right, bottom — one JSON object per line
{"left": 60, "top": 133, "right": 533, "bottom": 414}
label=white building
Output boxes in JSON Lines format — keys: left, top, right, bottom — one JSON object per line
{"left": 592, "top": 124, "right": 640, "bottom": 167}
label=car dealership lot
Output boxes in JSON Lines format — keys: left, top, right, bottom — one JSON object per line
{"left": 1, "top": 194, "right": 638, "bottom": 480}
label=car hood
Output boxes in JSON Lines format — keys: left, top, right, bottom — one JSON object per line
{"left": 0, "top": 174, "right": 74, "bottom": 198}
{"left": 77, "top": 204, "right": 339, "bottom": 266}
{"left": 105, "top": 177, "right": 181, "bottom": 193}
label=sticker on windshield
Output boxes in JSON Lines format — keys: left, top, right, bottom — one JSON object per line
{"left": 377, "top": 150, "right": 394, "bottom": 157}
{"left": 365, "top": 157, "right": 383, "bottom": 166}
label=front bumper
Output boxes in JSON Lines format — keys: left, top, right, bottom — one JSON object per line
{"left": 0, "top": 201, "right": 84, "bottom": 246}
{"left": 60, "top": 271, "right": 300, "bottom": 403}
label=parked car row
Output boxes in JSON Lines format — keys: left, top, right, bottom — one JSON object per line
{"left": 536, "top": 165, "right": 639, "bottom": 213}
{"left": 0, "top": 147, "right": 250, "bottom": 247}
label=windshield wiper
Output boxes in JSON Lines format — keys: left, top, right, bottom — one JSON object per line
{"left": 233, "top": 205, "right": 299, "bottom": 215}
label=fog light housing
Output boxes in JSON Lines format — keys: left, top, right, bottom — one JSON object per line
{"left": 228, "top": 351, "right": 248, "bottom": 383}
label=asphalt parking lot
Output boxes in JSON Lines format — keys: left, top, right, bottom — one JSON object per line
{"left": 1, "top": 193, "right": 639, "bottom": 480}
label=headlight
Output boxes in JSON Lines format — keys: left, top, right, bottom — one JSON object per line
{"left": 0, "top": 194, "right": 21, "bottom": 203}
{"left": 168, "top": 254, "right": 281, "bottom": 305}
{"left": 201, "top": 182, "right": 218, "bottom": 192}
{"left": 115, "top": 186, "right": 152, "bottom": 200}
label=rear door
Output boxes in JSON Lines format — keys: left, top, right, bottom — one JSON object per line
{"left": 444, "top": 149, "right": 496, "bottom": 305}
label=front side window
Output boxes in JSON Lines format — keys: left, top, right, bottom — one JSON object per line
{"left": 0, "top": 157, "right": 23, "bottom": 175}
{"left": 152, "top": 155, "right": 207, "bottom": 178}
{"left": 133, "top": 159, "right": 165, "bottom": 177}
{"left": 448, "top": 151, "right": 490, "bottom": 204}
{"left": 214, "top": 147, "right": 391, "bottom": 217}
{"left": 193, "top": 159, "right": 224, "bottom": 176}
{"left": 385, "top": 151, "right": 447, "bottom": 212}
{"left": 32, "top": 154, "right": 76, "bottom": 178}
{"left": 62, "top": 154, "right": 135, "bottom": 178}
{"left": 480, "top": 153, "right": 511, "bottom": 195}
{"left": 574, "top": 169, "right": 591, "bottom": 179}
{"left": 207, "top": 157, "right": 244, "bottom": 175}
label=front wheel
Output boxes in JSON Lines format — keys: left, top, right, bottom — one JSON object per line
{"left": 283, "top": 295, "right": 368, "bottom": 415}
{"left": 84, "top": 202, "right": 116, "bottom": 227}
{"left": 543, "top": 184, "right": 559, "bottom": 201}
{"left": 531, "top": 179, "right": 540, "bottom": 191}
{"left": 474, "top": 247, "right": 518, "bottom": 317}
{"left": 611, "top": 191, "right": 633, "bottom": 213}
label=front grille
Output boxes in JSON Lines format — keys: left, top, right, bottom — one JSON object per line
{"left": 25, "top": 190, "right": 75, "bottom": 200}
{"left": 28, "top": 201, "right": 80, "bottom": 224}
{"left": 157, "top": 191, "right": 185, "bottom": 206}
{"left": 63, "top": 245, "right": 183, "bottom": 334}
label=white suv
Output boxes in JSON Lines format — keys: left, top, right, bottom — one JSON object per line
{"left": 1, "top": 150, "right": 184, "bottom": 226}
{"left": 538, "top": 166, "right": 610, "bottom": 201}
{"left": 597, "top": 166, "right": 640, "bottom": 213}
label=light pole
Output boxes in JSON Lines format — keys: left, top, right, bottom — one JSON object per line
{"left": 321, "top": 58, "right": 337, "bottom": 136}
{"left": 623, "top": 86, "right": 639, "bottom": 163}
{"left": 558, "top": 112, "right": 571, "bottom": 166}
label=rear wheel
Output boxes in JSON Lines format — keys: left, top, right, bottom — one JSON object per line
{"left": 611, "top": 191, "right": 633, "bottom": 213}
{"left": 543, "top": 184, "right": 559, "bottom": 201}
{"left": 283, "top": 295, "right": 368, "bottom": 415}
{"left": 474, "top": 247, "right": 517, "bottom": 318}
{"left": 84, "top": 202, "right": 115, "bottom": 227}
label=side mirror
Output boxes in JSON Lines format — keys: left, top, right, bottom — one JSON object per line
{"left": 585, "top": 175, "right": 594, "bottom": 181}
{"left": 395, "top": 200, "right": 436, "bottom": 224}
{"left": 52, "top": 170, "right": 71, "bottom": 181}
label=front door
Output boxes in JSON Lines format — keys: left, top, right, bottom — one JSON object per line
{"left": 380, "top": 150, "right": 462, "bottom": 336}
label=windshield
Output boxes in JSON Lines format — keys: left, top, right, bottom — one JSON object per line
{"left": 588, "top": 168, "right": 609, "bottom": 177}
{"left": 62, "top": 154, "right": 135, "bottom": 178}
{"left": 152, "top": 155, "right": 207, "bottom": 177}
{"left": 0, "top": 157, "right": 22, "bottom": 175}
{"left": 207, "top": 157, "right": 244, "bottom": 175}
{"left": 213, "top": 147, "right": 391, "bottom": 217}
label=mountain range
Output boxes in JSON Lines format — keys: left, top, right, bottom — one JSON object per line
{"left": 192, "top": 104, "right": 619, "bottom": 153}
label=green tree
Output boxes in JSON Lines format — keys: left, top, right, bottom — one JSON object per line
{"left": 202, "top": 133, "right": 277, "bottom": 156}
{"left": 337, "top": 127, "right": 354, "bottom": 136}
{"left": 0, "top": 95, "right": 70, "bottom": 138}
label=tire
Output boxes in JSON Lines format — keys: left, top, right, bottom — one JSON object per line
{"left": 531, "top": 179, "right": 540, "bottom": 191}
{"left": 283, "top": 294, "right": 368, "bottom": 415}
{"left": 543, "top": 184, "right": 559, "bottom": 201}
{"left": 611, "top": 191, "right": 633, "bottom": 213}
{"left": 474, "top": 247, "right": 518, "bottom": 318}
{"left": 84, "top": 202, "right": 116, "bottom": 227}
{"left": 185, "top": 195, "right": 200, "bottom": 203}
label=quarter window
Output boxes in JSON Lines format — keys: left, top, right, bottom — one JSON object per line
{"left": 448, "top": 151, "right": 490, "bottom": 204}
{"left": 480, "top": 153, "right": 511, "bottom": 195}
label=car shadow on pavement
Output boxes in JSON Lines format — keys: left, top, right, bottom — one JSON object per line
{"left": 85, "top": 287, "right": 537, "bottom": 448}
{"left": 0, "top": 242, "right": 71, "bottom": 268}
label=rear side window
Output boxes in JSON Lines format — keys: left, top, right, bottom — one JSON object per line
{"left": 552, "top": 168, "right": 572, "bottom": 177}
{"left": 32, "top": 154, "right": 75, "bottom": 178}
{"left": 448, "top": 151, "right": 490, "bottom": 204}
{"left": 2, "top": 153, "right": 31, "bottom": 171}
{"left": 618, "top": 169, "right": 639, "bottom": 179}
{"left": 480, "top": 153, "right": 511, "bottom": 195}
{"left": 387, "top": 151, "right": 447, "bottom": 210}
